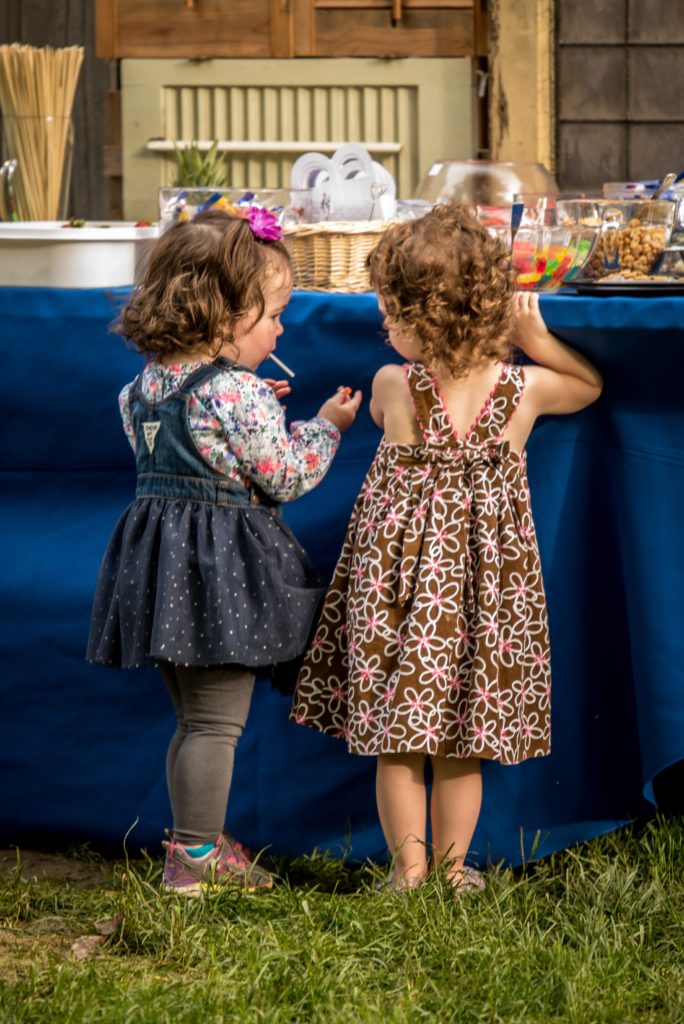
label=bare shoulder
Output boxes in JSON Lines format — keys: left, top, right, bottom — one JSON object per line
{"left": 372, "top": 362, "right": 406, "bottom": 394}
{"left": 370, "top": 363, "right": 409, "bottom": 429}
{"left": 373, "top": 362, "right": 405, "bottom": 383}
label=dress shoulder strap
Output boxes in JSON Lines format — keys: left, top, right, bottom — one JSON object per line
{"left": 404, "top": 362, "right": 441, "bottom": 439}
{"left": 468, "top": 363, "right": 525, "bottom": 444}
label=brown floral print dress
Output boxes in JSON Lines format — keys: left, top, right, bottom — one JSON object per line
{"left": 291, "top": 361, "right": 551, "bottom": 765}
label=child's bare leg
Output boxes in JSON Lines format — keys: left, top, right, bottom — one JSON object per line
{"left": 430, "top": 756, "right": 482, "bottom": 881}
{"left": 376, "top": 752, "right": 428, "bottom": 883}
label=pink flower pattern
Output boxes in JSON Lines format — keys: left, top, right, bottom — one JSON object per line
{"left": 119, "top": 361, "right": 340, "bottom": 501}
{"left": 291, "top": 361, "right": 551, "bottom": 765}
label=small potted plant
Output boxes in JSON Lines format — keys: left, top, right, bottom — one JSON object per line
{"left": 173, "top": 140, "right": 227, "bottom": 188}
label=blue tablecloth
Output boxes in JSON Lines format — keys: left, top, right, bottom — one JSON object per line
{"left": 1, "top": 286, "right": 683, "bottom": 866}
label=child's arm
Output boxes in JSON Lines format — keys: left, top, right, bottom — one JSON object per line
{"left": 218, "top": 373, "right": 361, "bottom": 502}
{"left": 118, "top": 382, "right": 137, "bottom": 451}
{"left": 513, "top": 292, "right": 603, "bottom": 415}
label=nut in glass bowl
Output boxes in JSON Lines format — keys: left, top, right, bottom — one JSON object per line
{"left": 575, "top": 199, "right": 676, "bottom": 282}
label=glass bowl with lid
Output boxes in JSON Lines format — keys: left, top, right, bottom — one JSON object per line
{"left": 416, "top": 160, "right": 558, "bottom": 206}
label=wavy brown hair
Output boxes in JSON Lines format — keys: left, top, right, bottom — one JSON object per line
{"left": 115, "top": 210, "right": 291, "bottom": 357}
{"left": 368, "top": 202, "right": 514, "bottom": 377}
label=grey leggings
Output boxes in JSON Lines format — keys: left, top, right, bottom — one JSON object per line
{"left": 158, "top": 662, "right": 255, "bottom": 846}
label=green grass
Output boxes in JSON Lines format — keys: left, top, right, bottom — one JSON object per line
{"left": 1, "top": 817, "right": 683, "bottom": 1023}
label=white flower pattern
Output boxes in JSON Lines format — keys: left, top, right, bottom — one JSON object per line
{"left": 291, "top": 361, "right": 551, "bottom": 765}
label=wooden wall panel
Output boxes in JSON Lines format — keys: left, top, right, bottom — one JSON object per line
{"left": 628, "top": 0, "right": 684, "bottom": 44}
{"left": 312, "top": 9, "right": 473, "bottom": 57}
{"left": 95, "top": 0, "right": 475, "bottom": 58}
{"left": 110, "top": 0, "right": 273, "bottom": 59}
{"left": 558, "top": 48, "right": 626, "bottom": 121}
{"left": 556, "top": 0, "right": 684, "bottom": 192}
{"left": 628, "top": 124, "right": 684, "bottom": 182}
{"left": 558, "top": 123, "right": 626, "bottom": 192}
{"left": 557, "top": 0, "right": 626, "bottom": 45}
{"left": 628, "top": 48, "right": 684, "bottom": 122}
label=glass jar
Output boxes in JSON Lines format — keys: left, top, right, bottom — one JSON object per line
{"left": 1, "top": 115, "right": 73, "bottom": 220}
{"left": 578, "top": 199, "right": 676, "bottom": 280}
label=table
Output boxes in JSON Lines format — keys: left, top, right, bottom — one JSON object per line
{"left": 1, "top": 287, "right": 682, "bottom": 866}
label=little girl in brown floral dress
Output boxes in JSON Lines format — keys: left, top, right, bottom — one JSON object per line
{"left": 291, "top": 203, "right": 602, "bottom": 891}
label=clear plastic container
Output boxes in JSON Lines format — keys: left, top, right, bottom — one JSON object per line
{"left": 506, "top": 195, "right": 601, "bottom": 290}
{"left": 511, "top": 225, "right": 578, "bottom": 292}
{"left": 602, "top": 181, "right": 659, "bottom": 200}
{"left": 158, "top": 187, "right": 320, "bottom": 232}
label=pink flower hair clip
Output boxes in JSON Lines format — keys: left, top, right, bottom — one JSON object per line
{"left": 247, "top": 206, "right": 284, "bottom": 242}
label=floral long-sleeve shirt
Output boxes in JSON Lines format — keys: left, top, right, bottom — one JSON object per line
{"left": 119, "top": 361, "right": 340, "bottom": 502}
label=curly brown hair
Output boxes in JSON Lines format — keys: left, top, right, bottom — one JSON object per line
{"left": 368, "top": 202, "right": 514, "bottom": 377}
{"left": 115, "top": 210, "right": 292, "bottom": 357}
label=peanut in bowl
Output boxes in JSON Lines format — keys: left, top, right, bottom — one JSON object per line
{"left": 574, "top": 199, "right": 676, "bottom": 283}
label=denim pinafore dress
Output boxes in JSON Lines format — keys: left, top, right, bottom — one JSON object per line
{"left": 87, "top": 358, "right": 324, "bottom": 671}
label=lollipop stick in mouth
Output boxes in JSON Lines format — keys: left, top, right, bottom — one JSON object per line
{"left": 268, "top": 352, "right": 295, "bottom": 378}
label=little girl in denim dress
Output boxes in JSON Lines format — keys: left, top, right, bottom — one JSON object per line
{"left": 87, "top": 209, "right": 361, "bottom": 895}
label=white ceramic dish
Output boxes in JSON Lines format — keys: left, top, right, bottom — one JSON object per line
{"left": 0, "top": 221, "right": 159, "bottom": 288}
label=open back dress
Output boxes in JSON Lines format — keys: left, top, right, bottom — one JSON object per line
{"left": 291, "top": 360, "right": 551, "bottom": 765}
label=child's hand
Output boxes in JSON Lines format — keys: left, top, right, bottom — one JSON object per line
{"left": 263, "top": 378, "right": 292, "bottom": 402}
{"left": 511, "top": 292, "right": 554, "bottom": 356}
{"left": 511, "top": 291, "right": 603, "bottom": 414}
{"left": 317, "top": 387, "right": 363, "bottom": 434}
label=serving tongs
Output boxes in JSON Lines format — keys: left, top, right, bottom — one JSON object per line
{"left": 646, "top": 173, "right": 684, "bottom": 277}
{"left": 649, "top": 172, "right": 677, "bottom": 201}
{"left": 0, "top": 159, "right": 19, "bottom": 221}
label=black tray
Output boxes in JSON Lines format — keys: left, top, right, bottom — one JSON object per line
{"left": 571, "top": 279, "right": 684, "bottom": 297}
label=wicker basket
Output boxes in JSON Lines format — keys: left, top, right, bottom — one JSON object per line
{"left": 284, "top": 221, "right": 393, "bottom": 293}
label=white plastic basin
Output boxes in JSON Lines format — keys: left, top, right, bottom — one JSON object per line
{"left": 0, "top": 221, "right": 159, "bottom": 288}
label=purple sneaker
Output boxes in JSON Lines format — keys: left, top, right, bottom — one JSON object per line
{"left": 162, "top": 833, "right": 275, "bottom": 896}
